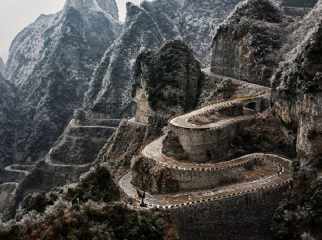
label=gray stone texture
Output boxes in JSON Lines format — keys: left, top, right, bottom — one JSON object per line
{"left": 211, "top": 0, "right": 287, "bottom": 86}
{"left": 5, "top": 0, "right": 121, "bottom": 162}
{"left": 84, "top": 0, "right": 243, "bottom": 118}
{"left": 271, "top": 1, "right": 322, "bottom": 239}
{"left": 172, "top": 186, "right": 288, "bottom": 240}
{"left": 0, "top": 73, "right": 18, "bottom": 168}
{"left": 133, "top": 40, "right": 203, "bottom": 123}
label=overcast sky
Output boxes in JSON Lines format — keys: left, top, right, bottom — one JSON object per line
{"left": 0, "top": 0, "right": 142, "bottom": 62}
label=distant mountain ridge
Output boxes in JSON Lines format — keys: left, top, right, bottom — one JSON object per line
{"left": 4, "top": 0, "right": 121, "bottom": 162}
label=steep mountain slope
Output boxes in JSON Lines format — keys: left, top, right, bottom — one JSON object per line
{"left": 5, "top": 0, "right": 121, "bottom": 162}
{"left": 84, "top": 2, "right": 172, "bottom": 117}
{"left": 0, "top": 57, "right": 5, "bottom": 76}
{"left": 271, "top": 1, "right": 322, "bottom": 239}
{"left": 211, "top": 0, "right": 288, "bottom": 86}
{"left": 180, "top": 0, "right": 242, "bottom": 64}
{"left": 0, "top": 73, "right": 18, "bottom": 168}
{"left": 2, "top": 1, "right": 321, "bottom": 239}
{"left": 84, "top": 0, "right": 242, "bottom": 118}
{"left": 0, "top": 166, "right": 179, "bottom": 240}
{"left": 133, "top": 40, "right": 203, "bottom": 122}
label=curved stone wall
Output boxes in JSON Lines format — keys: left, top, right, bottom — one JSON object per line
{"left": 120, "top": 166, "right": 292, "bottom": 240}
{"left": 171, "top": 183, "right": 290, "bottom": 240}
{"left": 171, "top": 116, "right": 254, "bottom": 163}
{"left": 132, "top": 132, "right": 291, "bottom": 194}
{"left": 169, "top": 96, "right": 269, "bottom": 163}
{"left": 123, "top": 69, "right": 293, "bottom": 240}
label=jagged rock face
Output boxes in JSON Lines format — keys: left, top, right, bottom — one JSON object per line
{"left": 11, "top": 117, "right": 117, "bottom": 210}
{"left": 232, "top": 113, "right": 296, "bottom": 158}
{"left": 272, "top": 2, "right": 322, "bottom": 239}
{"left": 133, "top": 40, "right": 203, "bottom": 123}
{"left": 0, "top": 74, "right": 18, "bottom": 167}
{"left": 96, "top": 115, "right": 167, "bottom": 182}
{"left": 181, "top": 0, "right": 242, "bottom": 64}
{"left": 162, "top": 130, "right": 189, "bottom": 161}
{"left": 0, "top": 74, "right": 19, "bottom": 219}
{"left": 283, "top": 0, "right": 318, "bottom": 7}
{"left": 0, "top": 57, "right": 5, "bottom": 76}
{"left": 141, "top": 0, "right": 182, "bottom": 40}
{"left": 272, "top": 1, "right": 322, "bottom": 171}
{"left": 84, "top": 0, "right": 242, "bottom": 118}
{"left": 83, "top": 2, "right": 168, "bottom": 118}
{"left": 211, "top": 0, "right": 286, "bottom": 86}
{"left": 5, "top": 0, "right": 120, "bottom": 162}
{"left": 65, "top": 0, "right": 119, "bottom": 19}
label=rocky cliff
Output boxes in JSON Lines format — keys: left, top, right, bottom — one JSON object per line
{"left": 271, "top": 1, "right": 322, "bottom": 239}
{"left": 3, "top": 0, "right": 320, "bottom": 239}
{"left": 49, "top": 116, "right": 118, "bottom": 165}
{"left": 211, "top": 0, "right": 288, "bottom": 86}
{"left": 0, "top": 57, "right": 5, "bottom": 76}
{"left": 5, "top": 0, "right": 121, "bottom": 162}
{"left": 272, "top": 0, "right": 322, "bottom": 171}
{"left": 0, "top": 73, "right": 18, "bottom": 168}
{"left": 84, "top": 0, "right": 242, "bottom": 118}
{"left": 92, "top": 40, "right": 203, "bottom": 185}
{"left": 133, "top": 40, "right": 203, "bottom": 123}
{"left": 83, "top": 2, "right": 168, "bottom": 118}
{"left": 181, "top": 0, "right": 242, "bottom": 64}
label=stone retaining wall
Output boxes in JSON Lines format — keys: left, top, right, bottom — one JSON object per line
{"left": 139, "top": 156, "right": 245, "bottom": 193}
{"left": 125, "top": 169, "right": 291, "bottom": 240}
{"left": 133, "top": 152, "right": 290, "bottom": 194}
{"left": 169, "top": 95, "right": 270, "bottom": 163}
{"left": 170, "top": 116, "right": 255, "bottom": 163}
{"left": 170, "top": 182, "right": 290, "bottom": 240}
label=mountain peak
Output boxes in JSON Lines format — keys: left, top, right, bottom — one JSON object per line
{"left": 65, "top": 0, "right": 119, "bottom": 19}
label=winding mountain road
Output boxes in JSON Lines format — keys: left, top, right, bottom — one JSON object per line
{"left": 4, "top": 164, "right": 33, "bottom": 176}
{"left": 120, "top": 71, "right": 292, "bottom": 210}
